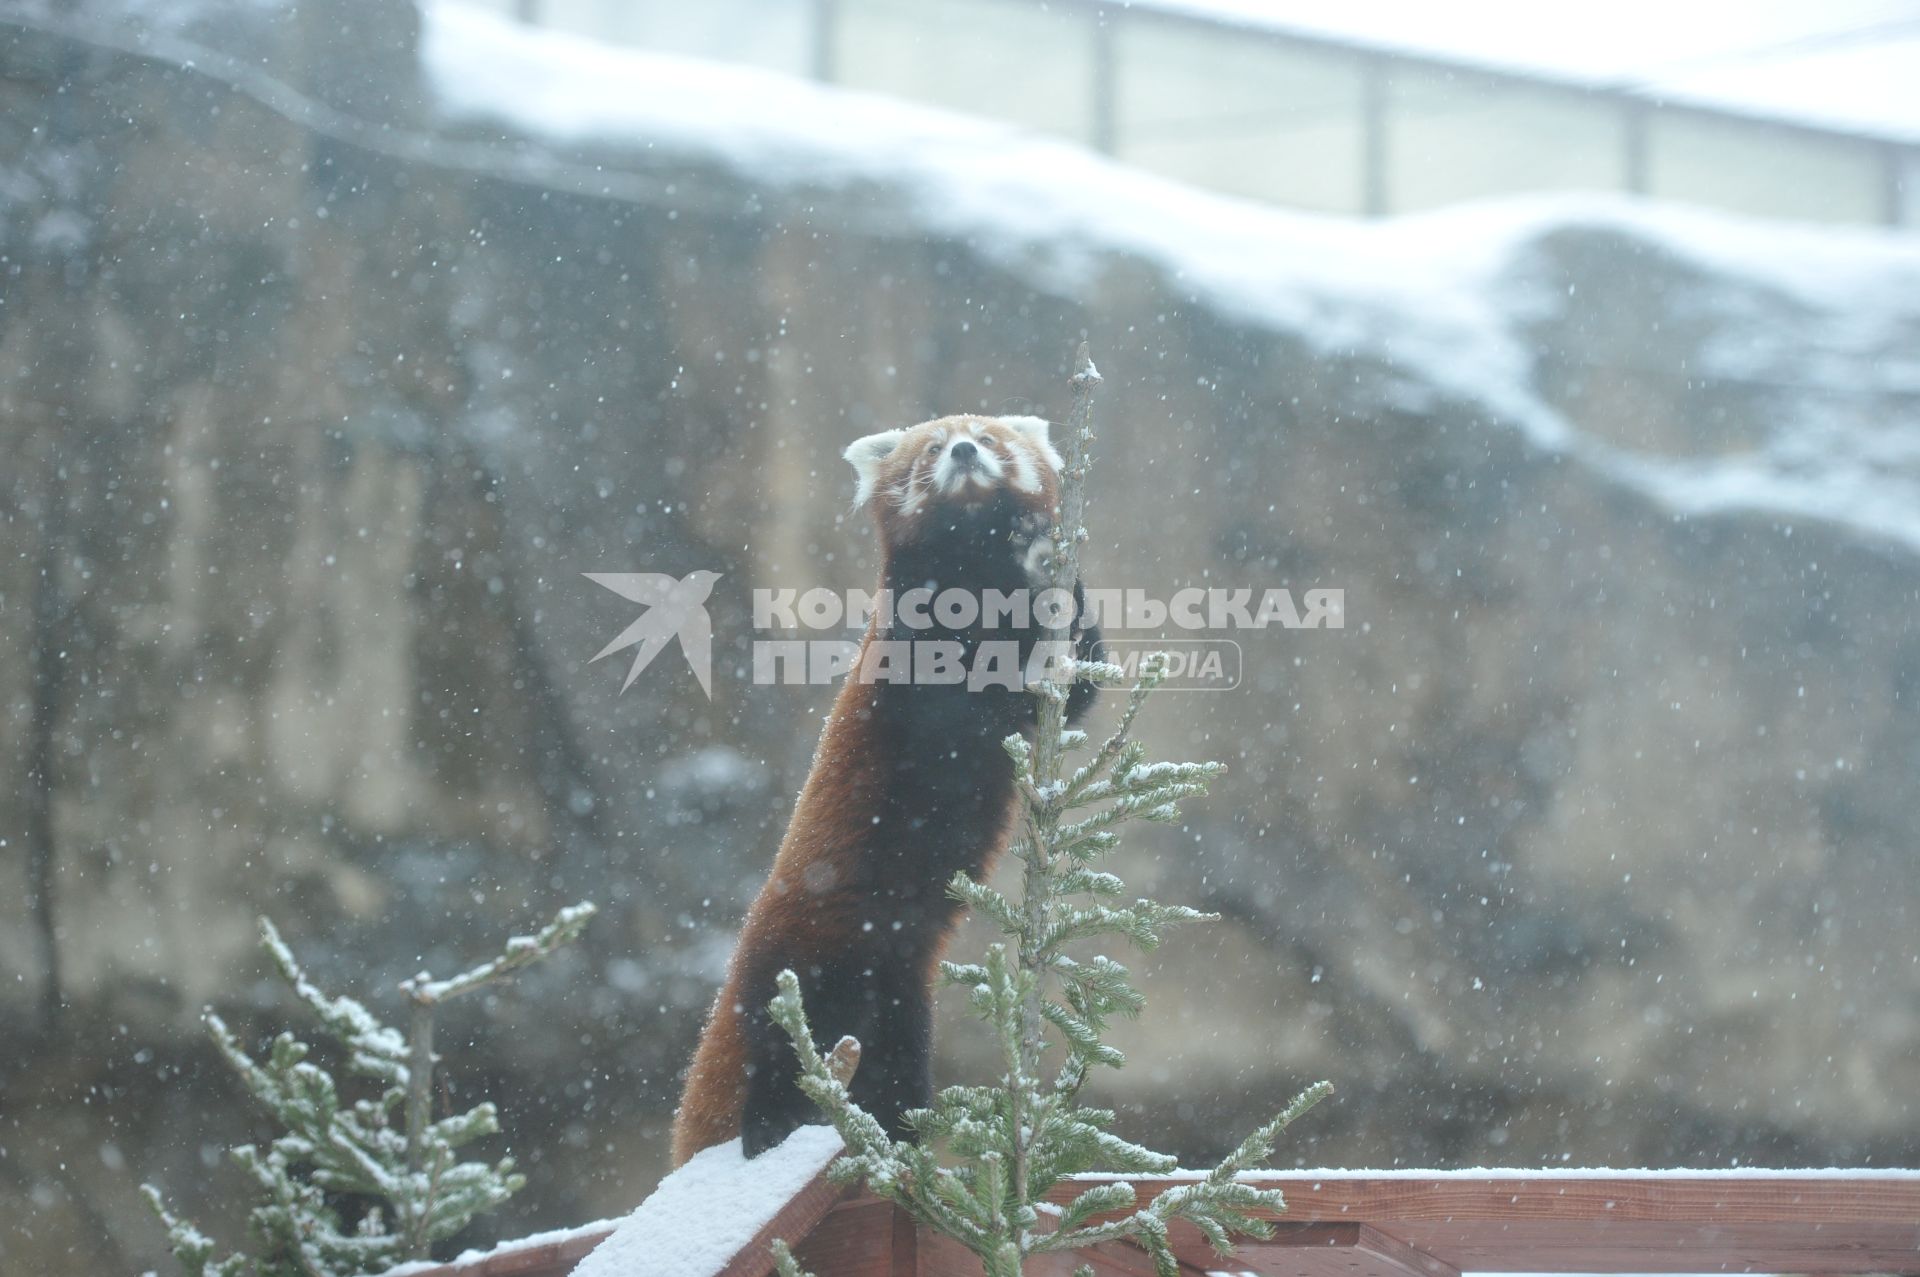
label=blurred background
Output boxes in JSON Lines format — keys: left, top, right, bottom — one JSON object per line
{"left": 1, "top": 0, "right": 1917, "bottom": 1270}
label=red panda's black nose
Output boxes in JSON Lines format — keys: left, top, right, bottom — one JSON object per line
{"left": 950, "top": 439, "right": 977, "bottom": 463}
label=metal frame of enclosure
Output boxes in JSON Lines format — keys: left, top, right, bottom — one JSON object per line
{"left": 467, "top": 0, "right": 1919, "bottom": 228}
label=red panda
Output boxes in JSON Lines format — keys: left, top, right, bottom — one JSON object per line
{"left": 670, "top": 414, "right": 1101, "bottom": 1165}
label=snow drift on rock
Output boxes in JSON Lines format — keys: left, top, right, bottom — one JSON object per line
{"left": 420, "top": 3, "right": 1920, "bottom": 555}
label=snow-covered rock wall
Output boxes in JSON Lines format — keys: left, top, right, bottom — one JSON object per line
{"left": 2, "top": 2, "right": 1916, "bottom": 1270}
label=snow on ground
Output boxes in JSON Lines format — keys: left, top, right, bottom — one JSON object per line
{"left": 571, "top": 1126, "right": 843, "bottom": 1277}
{"left": 421, "top": 3, "right": 1920, "bottom": 555}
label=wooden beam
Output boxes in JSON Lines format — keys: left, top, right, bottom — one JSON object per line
{"left": 795, "top": 1196, "right": 1211, "bottom": 1275}
{"left": 405, "top": 1173, "right": 1920, "bottom": 1277}
{"left": 915, "top": 1220, "right": 1208, "bottom": 1276}
{"left": 713, "top": 1168, "right": 856, "bottom": 1277}
{"left": 1043, "top": 1175, "right": 1920, "bottom": 1275}
{"left": 1172, "top": 1223, "right": 1459, "bottom": 1277}
{"left": 789, "top": 1196, "right": 902, "bottom": 1276}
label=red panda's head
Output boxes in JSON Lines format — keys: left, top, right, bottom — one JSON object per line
{"left": 844, "top": 415, "right": 1065, "bottom": 548}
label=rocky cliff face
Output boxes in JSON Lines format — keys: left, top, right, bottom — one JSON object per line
{"left": 3, "top": 3, "right": 1917, "bottom": 1271}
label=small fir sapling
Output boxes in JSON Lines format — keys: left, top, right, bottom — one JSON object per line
{"left": 769, "top": 347, "right": 1330, "bottom": 1277}
{"left": 142, "top": 902, "right": 596, "bottom": 1277}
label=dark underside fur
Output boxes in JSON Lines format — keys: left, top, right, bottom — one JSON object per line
{"left": 735, "top": 493, "right": 1100, "bottom": 1157}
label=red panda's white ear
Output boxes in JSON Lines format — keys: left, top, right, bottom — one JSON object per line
{"left": 843, "top": 429, "right": 907, "bottom": 508}
{"left": 997, "top": 416, "right": 1065, "bottom": 473}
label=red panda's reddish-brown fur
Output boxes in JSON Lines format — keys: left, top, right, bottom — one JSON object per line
{"left": 670, "top": 414, "right": 1096, "bottom": 1165}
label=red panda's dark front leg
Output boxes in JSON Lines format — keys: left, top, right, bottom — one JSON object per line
{"left": 844, "top": 961, "right": 934, "bottom": 1139}
{"left": 736, "top": 1004, "right": 788, "bottom": 1157}
{"left": 739, "top": 951, "right": 843, "bottom": 1158}
{"left": 738, "top": 952, "right": 910, "bottom": 1157}
{"left": 741, "top": 947, "right": 934, "bottom": 1156}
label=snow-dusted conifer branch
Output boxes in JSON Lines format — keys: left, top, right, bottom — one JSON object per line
{"left": 769, "top": 349, "right": 1330, "bottom": 1277}
{"left": 142, "top": 903, "right": 595, "bottom": 1276}
{"left": 399, "top": 902, "right": 598, "bottom": 1199}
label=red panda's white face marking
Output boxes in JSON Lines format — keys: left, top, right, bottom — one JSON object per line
{"left": 931, "top": 426, "right": 1005, "bottom": 501}
{"left": 843, "top": 415, "right": 1064, "bottom": 543}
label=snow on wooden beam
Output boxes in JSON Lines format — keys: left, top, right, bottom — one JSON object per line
{"left": 378, "top": 1221, "right": 615, "bottom": 1277}
{"left": 571, "top": 1125, "right": 847, "bottom": 1277}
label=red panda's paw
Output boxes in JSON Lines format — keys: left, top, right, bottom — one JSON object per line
{"left": 1010, "top": 509, "right": 1051, "bottom": 542}
{"left": 1011, "top": 511, "right": 1057, "bottom": 586}
{"left": 1022, "top": 537, "right": 1057, "bottom": 586}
